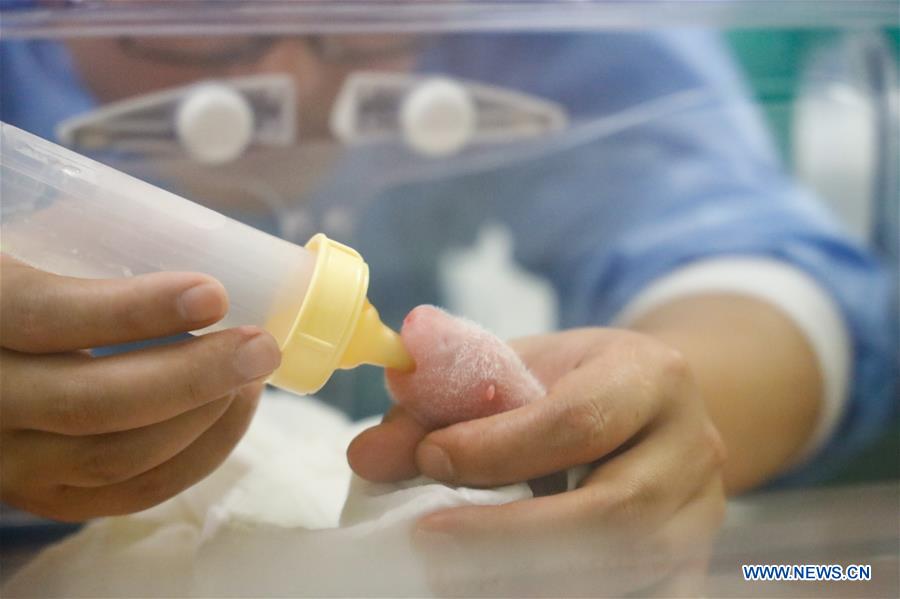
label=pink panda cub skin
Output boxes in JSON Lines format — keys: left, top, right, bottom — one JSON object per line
{"left": 386, "top": 305, "right": 545, "bottom": 429}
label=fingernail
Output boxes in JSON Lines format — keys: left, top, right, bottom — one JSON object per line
{"left": 418, "top": 443, "right": 454, "bottom": 481}
{"left": 178, "top": 282, "right": 226, "bottom": 323}
{"left": 235, "top": 331, "right": 281, "bottom": 381}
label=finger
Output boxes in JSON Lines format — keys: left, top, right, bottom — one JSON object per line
{"left": 640, "top": 478, "right": 725, "bottom": 597}
{"left": 577, "top": 411, "right": 727, "bottom": 531}
{"left": 17, "top": 392, "right": 240, "bottom": 488}
{"left": 49, "top": 382, "right": 262, "bottom": 521}
{"left": 1, "top": 327, "right": 280, "bottom": 434}
{"left": 347, "top": 406, "right": 428, "bottom": 482}
{"left": 414, "top": 337, "right": 683, "bottom": 486}
{"left": 416, "top": 411, "right": 725, "bottom": 542}
{"left": 658, "top": 477, "right": 727, "bottom": 554}
{"left": 0, "top": 256, "right": 228, "bottom": 352}
{"left": 507, "top": 328, "right": 619, "bottom": 388}
{"left": 417, "top": 475, "right": 724, "bottom": 598}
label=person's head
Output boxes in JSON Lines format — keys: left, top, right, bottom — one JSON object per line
{"left": 67, "top": 32, "right": 421, "bottom": 138}
{"left": 8, "top": 1, "right": 431, "bottom": 222}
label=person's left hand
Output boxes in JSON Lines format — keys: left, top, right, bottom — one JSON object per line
{"left": 348, "top": 328, "right": 727, "bottom": 596}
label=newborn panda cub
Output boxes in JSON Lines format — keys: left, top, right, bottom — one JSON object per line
{"left": 386, "top": 305, "right": 544, "bottom": 429}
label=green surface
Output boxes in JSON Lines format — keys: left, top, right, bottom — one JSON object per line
{"left": 726, "top": 30, "right": 833, "bottom": 162}
{"left": 726, "top": 29, "right": 899, "bottom": 164}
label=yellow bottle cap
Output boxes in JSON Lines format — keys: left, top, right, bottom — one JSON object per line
{"left": 269, "top": 233, "right": 414, "bottom": 394}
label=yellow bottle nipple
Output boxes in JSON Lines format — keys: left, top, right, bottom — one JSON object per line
{"left": 268, "top": 233, "right": 414, "bottom": 395}
{"left": 339, "top": 300, "right": 415, "bottom": 371}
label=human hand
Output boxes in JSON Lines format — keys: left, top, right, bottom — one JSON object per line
{"left": 348, "top": 326, "right": 726, "bottom": 596}
{"left": 0, "top": 256, "right": 281, "bottom": 522}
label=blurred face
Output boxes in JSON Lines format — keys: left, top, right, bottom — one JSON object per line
{"left": 66, "top": 34, "right": 419, "bottom": 138}
{"left": 63, "top": 31, "right": 423, "bottom": 218}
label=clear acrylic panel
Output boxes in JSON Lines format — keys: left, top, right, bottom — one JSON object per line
{"left": 1, "top": 2, "right": 897, "bottom": 594}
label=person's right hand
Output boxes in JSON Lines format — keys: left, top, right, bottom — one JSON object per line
{"left": 0, "top": 256, "right": 281, "bottom": 522}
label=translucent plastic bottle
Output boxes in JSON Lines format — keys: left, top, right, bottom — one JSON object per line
{"left": 0, "top": 122, "right": 412, "bottom": 393}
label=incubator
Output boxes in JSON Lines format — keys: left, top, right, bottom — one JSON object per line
{"left": 0, "top": 1, "right": 898, "bottom": 597}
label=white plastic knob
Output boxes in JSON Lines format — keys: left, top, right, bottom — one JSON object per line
{"left": 176, "top": 84, "right": 254, "bottom": 165}
{"left": 401, "top": 78, "right": 475, "bottom": 157}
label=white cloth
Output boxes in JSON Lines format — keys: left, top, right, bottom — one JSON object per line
{"left": 4, "top": 391, "right": 531, "bottom": 598}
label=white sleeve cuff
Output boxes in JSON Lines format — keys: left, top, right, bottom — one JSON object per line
{"left": 613, "top": 257, "right": 852, "bottom": 466}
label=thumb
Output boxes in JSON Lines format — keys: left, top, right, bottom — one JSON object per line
{"left": 0, "top": 255, "right": 228, "bottom": 353}
{"left": 347, "top": 406, "right": 428, "bottom": 482}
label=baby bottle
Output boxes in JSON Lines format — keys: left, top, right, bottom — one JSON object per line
{"left": 0, "top": 122, "right": 413, "bottom": 394}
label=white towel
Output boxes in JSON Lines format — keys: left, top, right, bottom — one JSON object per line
{"left": 4, "top": 390, "right": 531, "bottom": 598}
